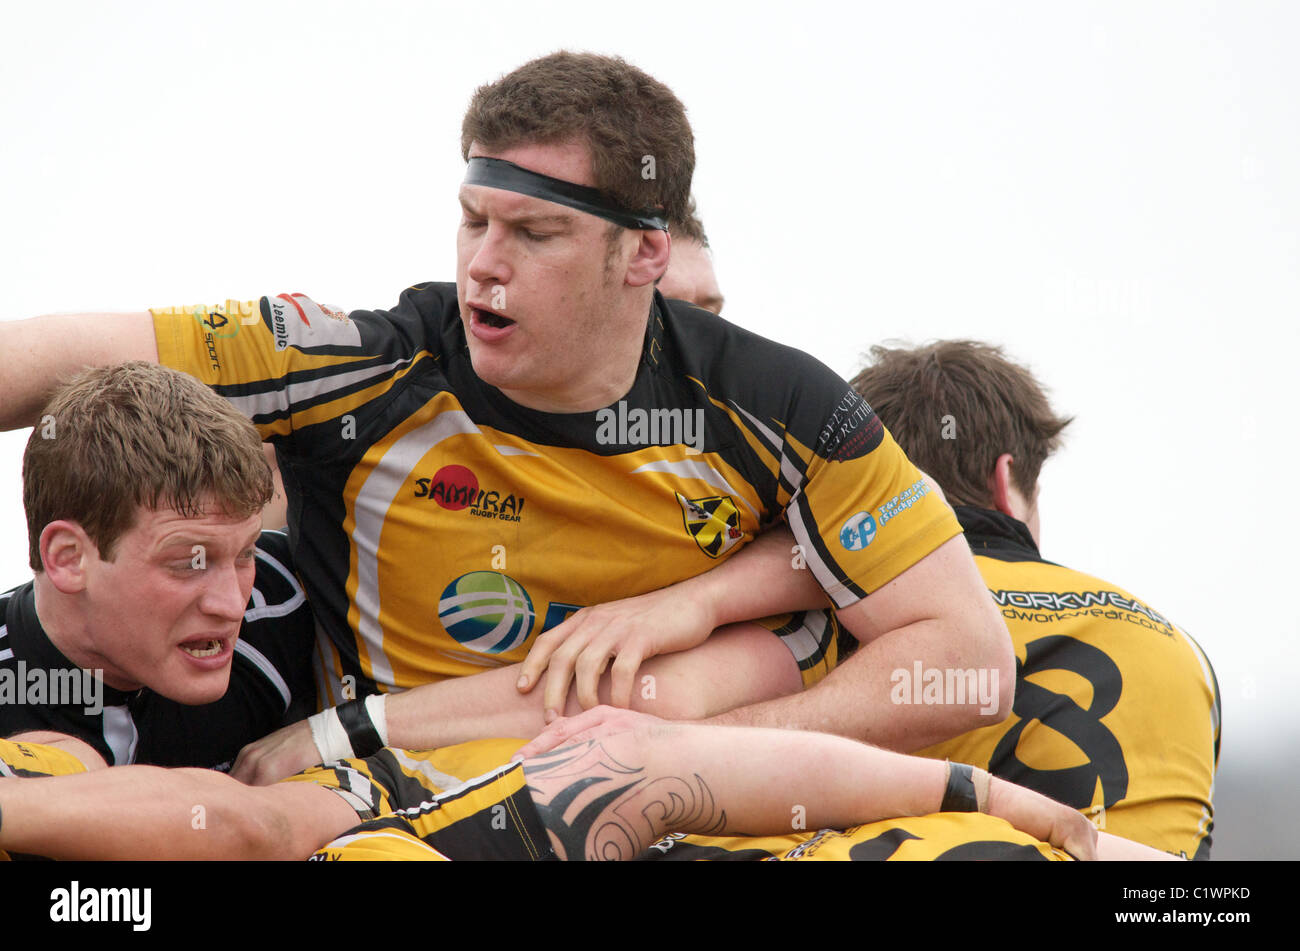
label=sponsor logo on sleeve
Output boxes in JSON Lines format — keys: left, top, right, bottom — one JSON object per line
{"left": 818, "top": 390, "right": 884, "bottom": 462}
{"left": 263, "top": 293, "right": 362, "bottom": 352}
{"left": 838, "top": 478, "right": 934, "bottom": 551}
{"left": 839, "top": 511, "right": 877, "bottom": 551}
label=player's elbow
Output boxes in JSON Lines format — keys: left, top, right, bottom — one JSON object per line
{"left": 225, "top": 788, "right": 315, "bottom": 860}
{"left": 967, "top": 608, "right": 1015, "bottom": 725}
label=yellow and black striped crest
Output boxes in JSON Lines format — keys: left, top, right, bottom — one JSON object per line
{"left": 675, "top": 492, "right": 742, "bottom": 558}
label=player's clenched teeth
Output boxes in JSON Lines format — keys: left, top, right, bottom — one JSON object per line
{"left": 180, "top": 639, "right": 223, "bottom": 657}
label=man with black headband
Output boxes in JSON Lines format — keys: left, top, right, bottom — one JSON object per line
{"left": 0, "top": 52, "right": 1012, "bottom": 787}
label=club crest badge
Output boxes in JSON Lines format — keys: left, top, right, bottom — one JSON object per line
{"left": 676, "top": 492, "right": 743, "bottom": 558}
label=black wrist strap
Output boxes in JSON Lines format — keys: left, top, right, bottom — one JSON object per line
{"left": 941, "top": 762, "right": 980, "bottom": 812}
{"left": 336, "top": 699, "right": 384, "bottom": 759}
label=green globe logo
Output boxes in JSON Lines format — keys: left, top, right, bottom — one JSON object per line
{"left": 437, "top": 571, "right": 536, "bottom": 654}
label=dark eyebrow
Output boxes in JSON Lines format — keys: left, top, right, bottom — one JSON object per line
{"left": 457, "top": 192, "right": 574, "bottom": 228}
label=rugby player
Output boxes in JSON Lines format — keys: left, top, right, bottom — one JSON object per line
{"left": 656, "top": 198, "right": 725, "bottom": 315}
{"left": 0, "top": 707, "right": 1152, "bottom": 862}
{"left": 0, "top": 52, "right": 1013, "bottom": 785}
{"left": 1, "top": 363, "right": 315, "bottom": 771}
{"left": 850, "top": 340, "right": 1220, "bottom": 858}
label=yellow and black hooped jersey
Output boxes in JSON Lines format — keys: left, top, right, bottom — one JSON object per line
{"left": 915, "top": 507, "right": 1221, "bottom": 860}
{"left": 152, "top": 286, "right": 959, "bottom": 701}
{"left": 0, "top": 738, "right": 89, "bottom": 860}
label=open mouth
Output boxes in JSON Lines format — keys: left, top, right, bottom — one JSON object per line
{"left": 180, "top": 638, "right": 224, "bottom": 658}
{"left": 474, "top": 307, "right": 515, "bottom": 329}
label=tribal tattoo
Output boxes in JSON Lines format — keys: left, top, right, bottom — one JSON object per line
{"left": 523, "top": 740, "right": 727, "bottom": 860}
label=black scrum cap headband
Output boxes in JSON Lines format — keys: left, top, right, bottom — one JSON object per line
{"left": 463, "top": 157, "right": 669, "bottom": 231}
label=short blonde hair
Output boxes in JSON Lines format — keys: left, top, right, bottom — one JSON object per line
{"left": 23, "top": 362, "right": 272, "bottom": 570}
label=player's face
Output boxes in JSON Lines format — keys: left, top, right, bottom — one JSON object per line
{"left": 80, "top": 503, "right": 260, "bottom": 704}
{"left": 658, "top": 238, "right": 724, "bottom": 315}
{"left": 456, "top": 139, "right": 642, "bottom": 412}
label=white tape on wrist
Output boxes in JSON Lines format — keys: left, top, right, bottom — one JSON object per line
{"left": 308, "top": 706, "right": 354, "bottom": 764}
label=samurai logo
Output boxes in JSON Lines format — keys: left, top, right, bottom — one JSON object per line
{"left": 676, "top": 492, "right": 742, "bottom": 558}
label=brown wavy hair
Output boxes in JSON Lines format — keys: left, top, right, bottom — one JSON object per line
{"left": 850, "top": 341, "right": 1073, "bottom": 508}
{"left": 23, "top": 362, "right": 271, "bottom": 570}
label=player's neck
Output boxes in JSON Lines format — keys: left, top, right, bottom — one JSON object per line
{"left": 31, "top": 576, "right": 139, "bottom": 692}
{"left": 498, "top": 358, "right": 641, "bottom": 413}
{"left": 498, "top": 305, "right": 649, "bottom": 414}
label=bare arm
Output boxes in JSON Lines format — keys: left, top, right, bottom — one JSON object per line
{"left": 0, "top": 312, "right": 157, "bottom": 429}
{"left": 232, "top": 620, "right": 802, "bottom": 785}
{"left": 520, "top": 708, "right": 1096, "bottom": 861}
{"left": 0, "top": 764, "right": 356, "bottom": 860}
{"left": 517, "top": 525, "right": 828, "bottom": 714}
{"left": 704, "top": 533, "right": 1015, "bottom": 750}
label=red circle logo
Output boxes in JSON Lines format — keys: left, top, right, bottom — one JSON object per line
{"left": 430, "top": 465, "right": 479, "bottom": 510}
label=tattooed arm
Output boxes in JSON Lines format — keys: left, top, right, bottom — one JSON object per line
{"left": 519, "top": 712, "right": 1100, "bottom": 861}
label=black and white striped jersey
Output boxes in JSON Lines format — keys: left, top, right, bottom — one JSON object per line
{"left": 0, "top": 531, "right": 316, "bottom": 769}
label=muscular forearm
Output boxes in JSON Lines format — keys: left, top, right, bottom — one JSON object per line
{"left": 524, "top": 720, "right": 1092, "bottom": 859}
{"left": 682, "top": 526, "right": 828, "bottom": 627}
{"left": 0, "top": 767, "right": 335, "bottom": 860}
{"left": 704, "top": 614, "right": 1013, "bottom": 751}
{"left": 388, "top": 623, "right": 802, "bottom": 749}
{"left": 387, "top": 665, "right": 559, "bottom": 750}
{"left": 0, "top": 312, "right": 158, "bottom": 429}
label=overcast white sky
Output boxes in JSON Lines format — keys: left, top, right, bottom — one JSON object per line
{"left": 1, "top": 1, "right": 1296, "bottom": 838}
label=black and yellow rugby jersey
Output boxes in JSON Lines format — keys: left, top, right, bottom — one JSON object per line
{"left": 285, "top": 737, "right": 556, "bottom": 861}
{"left": 912, "top": 507, "right": 1220, "bottom": 860}
{"left": 0, "top": 738, "right": 89, "bottom": 861}
{"left": 152, "top": 286, "right": 959, "bottom": 701}
{"left": 0, "top": 532, "right": 317, "bottom": 769}
{"left": 641, "top": 815, "right": 1070, "bottom": 861}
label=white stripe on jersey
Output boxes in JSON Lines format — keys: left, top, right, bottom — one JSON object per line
{"left": 628, "top": 458, "right": 759, "bottom": 520}
{"left": 225, "top": 356, "right": 415, "bottom": 421}
{"left": 243, "top": 590, "right": 306, "bottom": 623}
{"left": 393, "top": 760, "right": 518, "bottom": 819}
{"left": 234, "top": 639, "right": 292, "bottom": 712}
{"left": 494, "top": 444, "right": 539, "bottom": 457}
{"left": 387, "top": 747, "right": 466, "bottom": 791}
{"left": 0, "top": 622, "right": 9, "bottom": 662}
{"left": 243, "top": 541, "right": 307, "bottom": 622}
{"left": 786, "top": 499, "right": 854, "bottom": 608}
{"left": 728, "top": 398, "right": 804, "bottom": 491}
{"left": 103, "top": 704, "right": 139, "bottom": 766}
{"left": 775, "top": 610, "right": 830, "bottom": 665}
{"left": 352, "top": 408, "right": 481, "bottom": 688}
{"left": 1174, "top": 627, "right": 1221, "bottom": 751}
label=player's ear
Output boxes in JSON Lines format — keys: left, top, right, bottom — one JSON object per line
{"left": 988, "top": 454, "right": 1018, "bottom": 518}
{"left": 39, "top": 520, "right": 93, "bottom": 593}
{"left": 624, "top": 229, "right": 671, "bottom": 288}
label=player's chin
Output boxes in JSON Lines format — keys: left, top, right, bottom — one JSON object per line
{"left": 465, "top": 346, "right": 522, "bottom": 388}
{"left": 156, "top": 657, "right": 235, "bottom": 706}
